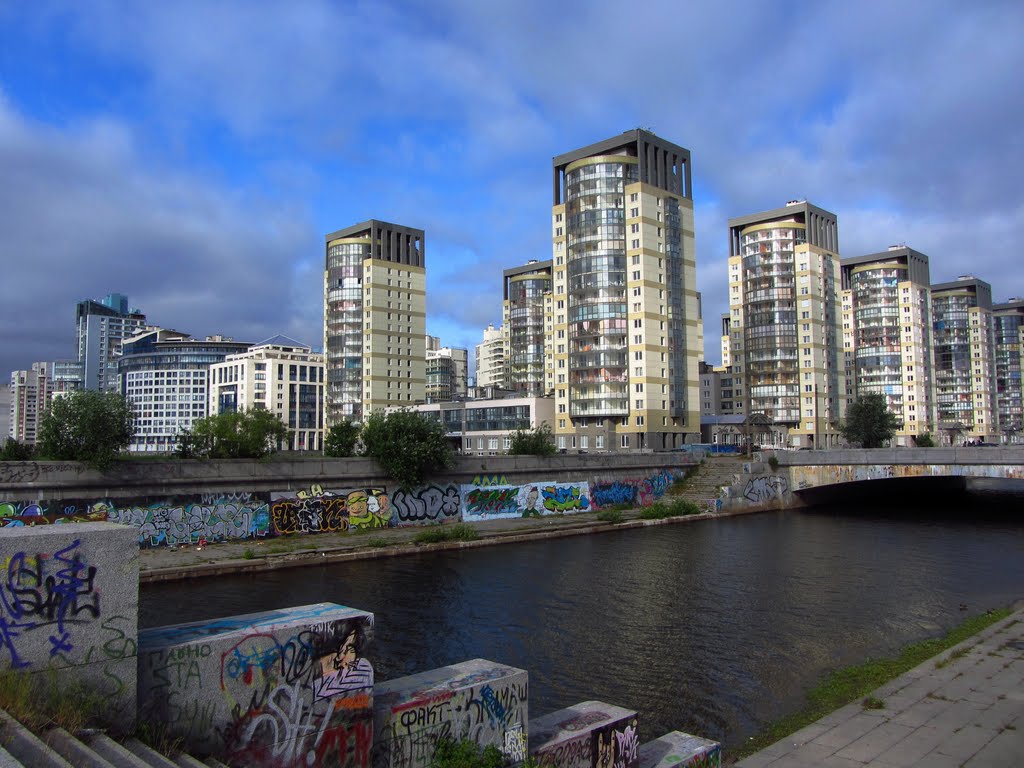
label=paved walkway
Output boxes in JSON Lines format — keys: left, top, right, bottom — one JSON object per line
{"left": 736, "top": 606, "right": 1024, "bottom": 767}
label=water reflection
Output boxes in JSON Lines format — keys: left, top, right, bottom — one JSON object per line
{"left": 140, "top": 492, "right": 1024, "bottom": 750}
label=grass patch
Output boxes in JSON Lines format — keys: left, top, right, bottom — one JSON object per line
{"left": 596, "top": 509, "right": 624, "bottom": 524}
{"left": 241, "top": 547, "right": 256, "bottom": 560}
{"left": 413, "top": 523, "right": 479, "bottom": 545}
{"left": 936, "top": 643, "right": 974, "bottom": 669}
{"left": 862, "top": 696, "right": 885, "bottom": 710}
{"left": 736, "top": 607, "right": 1013, "bottom": 759}
{"left": 639, "top": 498, "right": 702, "bottom": 520}
{"left": 366, "top": 537, "right": 389, "bottom": 548}
{"left": 0, "top": 668, "right": 110, "bottom": 734}
{"left": 429, "top": 737, "right": 505, "bottom": 768}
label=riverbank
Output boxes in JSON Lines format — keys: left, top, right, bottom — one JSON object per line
{"left": 138, "top": 504, "right": 757, "bottom": 584}
{"left": 734, "top": 603, "right": 1024, "bottom": 766}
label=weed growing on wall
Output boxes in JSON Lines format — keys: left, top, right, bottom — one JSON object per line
{"left": 413, "top": 523, "right": 478, "bottom": 544}
{"left": 596, "top": 509, "right": 624, "bottom": 524}
{"left": 429, "top": 737, "right": 505, "bottom": 768}
{"left": 640, "top": 498, "right": 702, "bottom": 519}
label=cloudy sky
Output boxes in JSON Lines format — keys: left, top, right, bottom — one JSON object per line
{"left": 2, "top": 1, "right": 1022, "bottom": 378}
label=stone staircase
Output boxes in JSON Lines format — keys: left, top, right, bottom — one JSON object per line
{"left": 670, "top": 456, "right": 746, "bottom": 511}
{"left": 0, "top": 708, "right": 225, "bottom": 768}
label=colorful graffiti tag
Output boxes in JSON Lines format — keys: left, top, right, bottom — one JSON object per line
{"left": 461, "top": 481, "right": 591, "bottom": 521}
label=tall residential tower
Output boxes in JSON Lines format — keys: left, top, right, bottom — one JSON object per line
{"left": 550, "top": 129, "right": 701, "bottom": 451}
{"left": 324, "top": 221, "right": 426, "bottom": 424}
{"left": 726, "top": 201, "right": 845, "bottom": 448}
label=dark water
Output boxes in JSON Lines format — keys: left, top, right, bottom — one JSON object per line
{"left": 139, "top": 492, "right": 1024, "bottom": 750}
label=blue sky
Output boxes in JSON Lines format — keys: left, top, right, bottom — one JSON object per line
{"left": 2, "top": 1, "right": 1022, "bottom": 378}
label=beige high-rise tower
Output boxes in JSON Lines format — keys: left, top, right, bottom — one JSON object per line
{"left": 324, "top": 220, "right": 426, "bottom": 425}
{"left": 726, "top": 201, "right": 845, "bottom": 448}
{"left": 550, "top": 129, "right": 701, "bottom": 452}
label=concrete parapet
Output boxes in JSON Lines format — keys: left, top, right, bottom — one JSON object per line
{"left": 138, "top": 603, "right": 374, "bottom": 767}
{"left": 0, "top": 523, "right": 139, "bottom": 732}
{"left": 373, "top": 658, "right": 528, "bottom": 768}
{"left": 529, "top": 701, "right": 639, "bottom": 768}
{"left": 639, "top": 731, "right": 720, "bottom": 768}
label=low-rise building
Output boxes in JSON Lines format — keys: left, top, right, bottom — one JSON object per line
{"left": 406, "top": 396, "right": 555, "bottom": 456}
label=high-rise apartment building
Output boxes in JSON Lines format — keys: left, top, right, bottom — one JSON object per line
{"left": 931, "top": 276, "right": 997, "bottom": 443}
{"left": 550, "top": 129, "right": 701, "bottom": 451}
{"left": 119, "top": 329, "right": 252, "bottom": 452}
{"left": 324, "top": 221, "right": 426, "bottom": 424}
{"left": 76, "top": 293, "right": 147, "bottom": 392}
{"left": 840, "top": 246, "right": 937, "bottom": 446}
{"left": 425, "top": 336, "right": 469, "bottom": 402}
{"left": 503, "top": 260, "right": 551, "bottom": 396}
{"left": 726, "top": 201, "right": 844, "bottom": 448}
{"left": 993, "top": 298, "right": 1024, "bottom": 441}
{"left": 9, "top": 362, "right": 52, "bottom": 444}
{"left": 475, "top": 324, "right": 508, "bottom": 389}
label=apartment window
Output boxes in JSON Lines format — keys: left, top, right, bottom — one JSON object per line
{"left": 631, "top": 223, "right": 640, "bottom": 233}
{"left": 580, "top": 436, "right": 589, "bottom": 450}
{"left": 555, "top": 227, "right": 563, "bottom": 236}
{"left": 621, "top": 435, "right": 630, "bottom": 448}
{"left": 629, "top": 193, "right": 638, "bottom": 202}
{"left": 635, "top": 416, "right": 644, "bottom": 426}
{"left": 631, "top": 239, "right": 640, "bottom": 249}
{"left": 596, "top": 435, "right": 604, "bottom": 449}
{"left": 632, "top": 271, "right": 641, "bottom": 280}
{"left": 630, "top": 207, "right": 639, "bottom": 217}
{"left": 635, "top": 399, "right": 643, "bottom": 409}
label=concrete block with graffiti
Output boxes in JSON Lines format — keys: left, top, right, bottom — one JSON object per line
{"left": 373, "top": 658, "right": 529, "bottom": 768}
{"left": 138, "top": 603, "right": 374, "bottom": 767}
{"left": 639, "top": 731, "right": 720, "bottom": 768}
{"left": 0, "top": 522, "right": 139, "bottom": 732}
{"left": 461, "top": 480, "right": 591, "bottom": 521}
{"left": 529, "top": 701, "right": 639, "bottom": 768}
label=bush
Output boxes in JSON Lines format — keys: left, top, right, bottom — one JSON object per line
{"left": 176, "top": 408, "right": 289, "bottom": 459}
{"left": 361, "top": 409, "right": 454, "bottom": 491}
{"left": 37, "top": 390, "right": 135, "bottom": 470}
{"left": 640, "top": 498, "right": 701, "bottom": 520}
{"left": 914, "top": 433, "right": 935, "bottom": 448}
{"left": 429, "top": 738, "right": 504, "bottom": 768}
{"left": 0, "top": 438, "right": 34, "bottom": 461}
{"left": 508, "top": 422, "right": 556, "bottom": 457}
{"left": 324, "top": 420, "right": 361, "bottom": 457}
{"left": 596, "top": 509, "right": 623, "bottom": 524}
{"left": 768, "top": 455, "right": 779, "bottom": 470}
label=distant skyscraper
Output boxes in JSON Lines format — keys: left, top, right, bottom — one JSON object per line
{"left": 475, "top": 324, "right": 507, "bottom": 389}
{"left": 9, "top": 362, "right": 52, "bottom": 444}
{"left": 841, "top": 246, "right": 937, "bottom": 446}
{"left": 76, "top": 292, "right": 147, "bottom": 392}
{"left": 550, "top": 129, "right": 701, "bottom": 451}
{"left": 932, "top": 276, "right": 997, "bottom": 442}
{"left": 324, "top": 220, "right": 426, "bottom": 424}
{"left": 425, "top": 335, "right": 469, "bottom": 402}
{"left": 502, "top": 260, "right": 551, "bottom": 396}
{"left": 726, "top": 201, "right": 845, "bottom": 448}
{"left": 993, "top": 298, "right": 1024, "bottom": 441}
{"left": 118, "top": 328, "right": 252, "bottom": 452}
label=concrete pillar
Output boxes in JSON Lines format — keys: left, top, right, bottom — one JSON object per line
{"left": 373, "top": 658, "right": 528, "bottom": 768}
{"left": 529, "top": 701, "right": 639, "bottom": 768}
{"left": 0, "top": 522, "right": 139, "bottom": 733}
{"left": 138, "top": 603, "right": 374, "bottom": 766}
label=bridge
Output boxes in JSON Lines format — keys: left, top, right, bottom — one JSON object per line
{"left": 722, "top": 446, "right": 1024, "bottom": 509}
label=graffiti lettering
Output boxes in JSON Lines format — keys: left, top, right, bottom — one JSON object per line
{"left": 743, "top": 475, "right": 789, "bottom": 502}
{"left": 541, "top": 485, "right": 590, "bottom": 513}
{"left": 391, "top": 485, "right": 461, "bottom": 525}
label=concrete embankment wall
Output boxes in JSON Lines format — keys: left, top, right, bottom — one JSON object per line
{"left": 0, "top": 455, "right": 697, "bottom": 548}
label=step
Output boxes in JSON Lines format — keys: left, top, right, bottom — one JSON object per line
{"left": 173, "top": 753, "right": 209, "bottom": 768}
{"left": 123, "top": 738, "right": 182, "bottom": 768}
{"left": 202, "top": 758, "right": 232, "bottom": 768}
{"left": 0, "top": 710, "right": 74, "bottom": 768}
{"left": 83, "top": 733, "right": 155, "bottom": 768}
{"left": 45, "top": 728, "right": 118, "bottom": 768}
{"left": 0, "top": 744, "right": 24, "bottom": 768}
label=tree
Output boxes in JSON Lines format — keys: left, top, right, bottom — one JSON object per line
{"left": 324, "top": 421, "right": 361, "bottom": 457}
{"left": 360, "top": 409, "right": 454, "bottom": 491}
{"left": 0, "top": 438, "right": 35, "bottom": 461}
{"left": 37, "top": 390, "right": 135, "bottom": 470}
{"left": 840, "top": 394, "right": 902, "bottom": 449}
{"left": 177, "top": 408, "right": 289, "bottom": 459}
{"left": 914, "top": 432, "right": 935, "bottom": 448}
{"left": 508, "top": 422, "right": 556, "bottom": 457}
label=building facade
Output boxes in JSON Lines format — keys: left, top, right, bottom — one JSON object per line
{"left": 76, "top": 293, "right": 147, "bottom": 392}
{"left": 8, "top": 362, "right": 52, "bottom": 444}
{"left": 993, "top": 298, "right": 1024, "bottom": 441}
{"left": 209, "top": 337, "right": 325, "bottom": 451}
{"left": 425, "top": 336, "right": 469, "bottom": 402}
{"left": 840, "top": 246, "right": 937, "bottom": 446}
{"left": 931, "top": 276, "right": 997, "bottom": 443}
{"left": 325, "top": 220, "right": 426, "bottom": 424}
{"left": 118, "top": 329, "right": 252, "bottom": 453}
{"left": 503, "top": 260, "right": 551, "bottom": 396}
{"left": 475, "top": 324, "right": 507, "bottom": 389}
{"left": 550, "top": 129, "right": 701, "bottom": 452}
{"left": 408, "top": 396, "right": 555, "bottom": 456}
{"left": 726, "top": 201, "right": 845, "bottom": 448}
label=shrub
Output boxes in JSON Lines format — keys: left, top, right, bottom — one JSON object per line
{"left": 0, "top": 438, "right": 34, "bottom": 461}
{"left": 429, "top": 737, "right": 504, "bottom": 768}
{"left": 413, "top": 523, "right": 478, "bottom": 545}
{"left": 596, "top": 509, "right": 624, "bottom": 524}
{"left": 508, "top": 422, "right": 557, "bottom": 457}
{"left": 324, "top": 420, "right": 361, "bottom": 457}
{"left": 177, "top": 408, "right": 289, "bottom": 459}
{"left": 361, "top": 409, "right": 454, "bottom": 491}
{"left": 768, "top": 455, "right": 779, "bottom": 470}
{"left": 914, "top": 433, "right": 935, "bottom": 448}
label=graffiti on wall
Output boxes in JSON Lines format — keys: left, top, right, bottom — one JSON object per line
{"left": 108, "top": 498, "right": 272, "bottom": 547}
{"left": 270, "top": 486, "right": 393, "bottom": 534}
{"left": 141, "top": 615, "right": 374, "bottom": 768}
{"left": 589, "top": 470, "right": 675, "bottom": 509}
{"left": 461, "top": 481, "right": 591, "bottom": 521}
{"left": 532, "top": 711, "right": 640, "bottom": 768}
{"left": 374, "top": 666, "right": 528, "bottom": 768}
{"left": 391, "top": 485, "right": 461, "bottom": 526}
{"left": 0, "top": 500, "right": 108, "bottom": 528}
{"left": 743, "top": 475, "right": 789, "bottom": 503}
{"left": 0, "top": 538, "right": 100, "bottom": 668}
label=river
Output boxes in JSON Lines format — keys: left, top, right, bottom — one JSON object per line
{"left": 139, "top": 489, "right": 1024, "bottom": 751}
